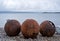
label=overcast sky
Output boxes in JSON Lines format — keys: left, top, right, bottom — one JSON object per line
{"left": 0, "top": 0, "right": 60, "bottom": 27}
{"left": 0, "top": 0, "right": 60, "bottom": 12}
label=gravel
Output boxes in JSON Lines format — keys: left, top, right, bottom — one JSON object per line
{"left": 0, "top": 28, "right": 60, "bottom": 41}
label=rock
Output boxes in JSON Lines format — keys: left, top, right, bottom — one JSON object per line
{"left": 21, "top": 19, "right": 39, "bottom": 39}
{"left": 4, "top": 20, "right": 21, "bottom": 36}
{"left": 55, "top": 26, "right": 60, "bottom": 35}
{"left": 39, "top": 20, "right": 56, "bottom": 37}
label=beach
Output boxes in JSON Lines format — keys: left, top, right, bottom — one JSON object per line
{"left": 0, "top": 28, "right": 60, "bottom": 41}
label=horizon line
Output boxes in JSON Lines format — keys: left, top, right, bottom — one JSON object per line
{"left": 0, "top": 11, "right": 60, "bottom": 13}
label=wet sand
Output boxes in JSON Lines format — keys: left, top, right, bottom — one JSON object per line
{"left": 0, "top": 28, "right": 60, "bottom": 41}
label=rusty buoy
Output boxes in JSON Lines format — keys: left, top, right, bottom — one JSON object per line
{"left": 21, "top": 19, "right": 39, "bottom": 39}
{"left": 4, "top": 20, "right": 21, "bottom": 36}
{"left": 39, "top": 20, "right": 56, "bottom": 37}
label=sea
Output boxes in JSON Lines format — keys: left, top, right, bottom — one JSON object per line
{"left": 0, "top": 12, "right": 60, "bottom": 28}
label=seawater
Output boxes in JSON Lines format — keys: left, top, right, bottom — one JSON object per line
{"left": 0, "top": 12, "right": 60, "bottom": 28}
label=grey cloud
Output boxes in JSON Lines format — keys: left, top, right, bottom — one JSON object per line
{"left": 0, "top": 0, "right": 60, "bottom": 12}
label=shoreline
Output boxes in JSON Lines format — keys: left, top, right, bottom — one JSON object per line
{"left": 0, "top": 28, "right": 60, "bottom": 41}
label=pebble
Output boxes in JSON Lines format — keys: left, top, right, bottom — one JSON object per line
{"left": 0, "top": 28, "right": 60, "bottom": 41}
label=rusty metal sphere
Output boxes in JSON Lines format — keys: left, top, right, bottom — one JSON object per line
{"left": 4, "top": 20, "right": 21, "bottom": 36}
{"left": 21, "top": 19, "right": 39, "bottom": 39}
{"left": 39, "top": 20, "right": 56, "bottom": 37}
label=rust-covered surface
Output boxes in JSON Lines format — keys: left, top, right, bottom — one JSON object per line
{"left": 39, "top": 20, "right": 56, "bottom": 37}
{"left": 4, "top": 20, "right": 21, "bottom": 36}
{"left": 21, "top": 19, "right": 39, "bottom": 39}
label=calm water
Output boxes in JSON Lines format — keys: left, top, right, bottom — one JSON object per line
{"left": 0, "top": 12, "right": 60, "bottom": 28}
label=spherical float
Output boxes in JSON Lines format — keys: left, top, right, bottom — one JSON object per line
{"left": 4, "top": 20, "right": 21, "bottom": 36}
{"left": 39, "top": 20, "right": 56, "bottom": 37}
{"left": 21, "top": 19, "right": 39, "bottom": 39}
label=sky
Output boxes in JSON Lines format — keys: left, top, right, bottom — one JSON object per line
{"left": 0, "top": 0, "right": 60, "bottom": 28}
{"left": 0, "top": 0, "right": 60, "bottom": 12}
